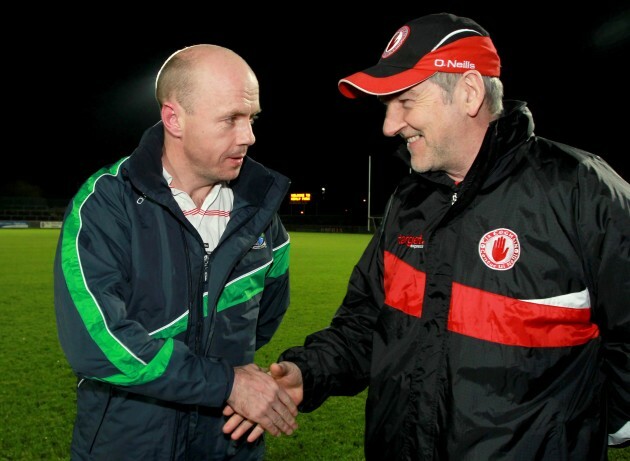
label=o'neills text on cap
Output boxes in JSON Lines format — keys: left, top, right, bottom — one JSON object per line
{"left": 338, "top": 13, "right": 501, "bottom": 99}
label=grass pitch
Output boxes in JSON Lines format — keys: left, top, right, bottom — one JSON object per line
{"left": 0, "top": 229, "right": 627, "bottom": 461}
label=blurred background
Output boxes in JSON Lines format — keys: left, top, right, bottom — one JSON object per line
{"left": 5, "top": 5, "right": 629, "bottom": 225}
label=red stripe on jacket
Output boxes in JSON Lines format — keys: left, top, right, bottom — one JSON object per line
{"left": 384, "top": 251, "right": 426, "bottom": 317}
{"left": 383, "top": 251, "right": 599, "bottom": 347}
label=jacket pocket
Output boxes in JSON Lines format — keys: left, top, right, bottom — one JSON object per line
{"left": 74, "top": 379, "right": 113, "bottom": 455}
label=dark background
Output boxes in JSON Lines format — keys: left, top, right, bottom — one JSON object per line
{"left": 8, "top": 6, "right": 629, "bottom": 219}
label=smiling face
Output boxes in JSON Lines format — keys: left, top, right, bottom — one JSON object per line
{"left": 380, "top": 73, "right": 486, "bottom": 182}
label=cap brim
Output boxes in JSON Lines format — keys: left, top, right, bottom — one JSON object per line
{"left": 338, "top": 66, "right": 436, "bottom": 99}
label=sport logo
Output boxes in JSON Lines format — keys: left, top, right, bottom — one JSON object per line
{"left": 397, "top": 233, "right": 425, "bottom": 249}
{"left": 252, "top": 233, "right": 267, "bottom": 250}
{"left": 433, "top": 59, "right": 476, "bottom": 69}
{"left": 382, "top": 26, "right": 410, "bottom": 58}
{"left": 478, "top": 228, "right": 520, "bottom": 271}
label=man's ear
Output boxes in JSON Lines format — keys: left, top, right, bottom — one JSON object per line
{"left": 161, "top": 102, "right": 183, "bottom": 137}
{"left": 459, "top": 70, "right": 485, "bottom": 117}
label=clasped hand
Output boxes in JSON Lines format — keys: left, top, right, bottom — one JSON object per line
{"left": 223, "top": 361, "right": 304, "bottom": 442}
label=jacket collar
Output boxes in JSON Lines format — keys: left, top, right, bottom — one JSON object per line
{"left": 122, "top": 121, "right": 290, "bottom": 210}
{"left": 465, "top": 99, "right": 534, "bottom": 191}
{"left": 395, "top": 99, "right": 534, "bottom": 189}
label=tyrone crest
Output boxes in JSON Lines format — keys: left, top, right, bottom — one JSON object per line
{"left": 478, "top": 228, "right": 520, "bottom": 271}
{"left": 382, "top": 26, "right": 410, "bottom": 58}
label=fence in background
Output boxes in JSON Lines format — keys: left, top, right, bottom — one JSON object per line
{"left": 0, "top": 197, "right": 377, "bottom": 234}
{"left": 0, "top": 197, "right": 67, "bottom": 222}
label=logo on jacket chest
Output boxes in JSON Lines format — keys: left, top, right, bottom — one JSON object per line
{"left": 479, "top": 228, "right": 520, "bottom": 270}
{"left": 252, "top": 233, "right": 267, "bottom": 250}
{"left": 397, "top": 233, "right": 425, "bottom": 249}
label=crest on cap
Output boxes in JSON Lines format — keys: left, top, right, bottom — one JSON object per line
{"left": 382, "top": 26, "right": 410, "bottom": 58}
{"left": 338, "top": 13, "right": 501, "bottom": 99}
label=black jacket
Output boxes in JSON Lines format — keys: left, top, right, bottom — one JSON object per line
{"left": 280, "top": 101, "right": 630, "bottom": 460}
{"left": 54, "top": 121, "right": 291, "bottom": 460}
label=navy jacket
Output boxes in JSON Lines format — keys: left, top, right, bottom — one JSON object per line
{"left": 54, "top": 121, "right": 291, "bottom": 460}
{"left": 280, "top": 101, "right": 630, "bottom": 460}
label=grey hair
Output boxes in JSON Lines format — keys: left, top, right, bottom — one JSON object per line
{"left": 428, "top": 72, "right": 504, "bottom": 118}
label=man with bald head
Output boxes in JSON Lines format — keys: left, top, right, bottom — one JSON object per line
{"left": 54, "top": 44, "right": 296, "bottom": 460}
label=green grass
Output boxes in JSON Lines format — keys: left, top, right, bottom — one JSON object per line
{"left": 257, "top": 232, "right": 372, "bottom": 460}
{"left": 0, "top": 229, "right": 627, "bottom": 461}
{"left": 0, "top": 230, "right": 76, "bottom": 460}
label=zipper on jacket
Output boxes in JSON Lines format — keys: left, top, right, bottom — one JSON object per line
{"left": 200, "top": 253, "right": 210, "bottom": 353}
{"left": 179, "top": 224, "right": 198, "bottom": 352}
{"left": 203, "top": 251, "right": 219, "bottom": 357}
{"left": 451, "top": 192, "right": 458, "bottom": 205}
{"left": 203, "top": 253, "right": 209, "bottom": 283}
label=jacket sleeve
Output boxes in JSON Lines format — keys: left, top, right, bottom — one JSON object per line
{"left": 278, "top": 228, "right": 385, "bottom": 411}
{"left": 578, "top": 158, "right": 630, "bottom": 447}
{"left": 256, "top": 214, "right": 290, "bottom": 349}
{"left": 54, "top": 169, "right": 233, "bottom": 408}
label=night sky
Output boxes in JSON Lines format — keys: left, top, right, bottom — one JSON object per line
{"left": 11, "top": 6, "right": 629, "bottom": 217}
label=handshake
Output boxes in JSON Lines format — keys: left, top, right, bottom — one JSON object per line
{"left": 223, "top": 361, "right": 303, "bottom": 442}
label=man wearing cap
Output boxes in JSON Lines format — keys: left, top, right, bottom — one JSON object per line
{"left": 224, "top": 13, "right": 630, "bottom": 460}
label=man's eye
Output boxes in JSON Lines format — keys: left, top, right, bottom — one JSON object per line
{"left": 250, "top": 115, "right": 259, "bottom": 125}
